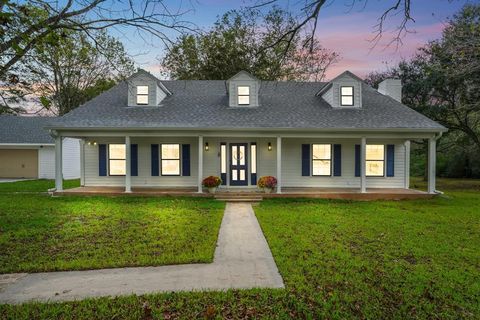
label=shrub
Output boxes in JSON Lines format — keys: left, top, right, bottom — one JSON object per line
{"left": 257, "top": 176, "right": 277, "bottom": 189}
{"left": 202, "top": 176, "right": 222, "bottom": 188}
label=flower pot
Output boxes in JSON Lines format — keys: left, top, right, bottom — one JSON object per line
{"left": 264, "top": 187, "right": 273, "bottom": 193}
{"left": 208, "top": 187, "right": 217, "bottom": 194}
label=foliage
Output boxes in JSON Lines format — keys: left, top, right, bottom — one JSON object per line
{"left": 161, "top": 7, "right": 338, "bottom": 81}
{"left": 257, "top": 176, "right": 278, "bottom": 189}
{"left": 202, "top": 176, "right": 222, "bottom": 188}
{"left": 1, "top": 181, "right": 479, "bottom": 318}
{"left": 365, "top": 4, "right": 480, "bottom": 178}
{"left": 0, "top": 195, "right": 224, "bottom": 273}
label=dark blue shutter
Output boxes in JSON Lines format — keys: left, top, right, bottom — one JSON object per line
{"left": 151, "top": 144, "right": 159, "bottom": 176}
{"left": 386, "top": 144, "right": 395, "bottom": 177}
{"left": 99, "top": 144, "right": 107, "bottom": 176}
{"left": 182, "top": 144, "right": 190, "bottom": 176}
{"left": 333, "top": 144, "right": 342, "bottom": 176}
{"left": 131, "top": 144, "right": 138, "bottom": 176}
{"left": 221, "top": 143, "right": 226, "bottom": 185}
{"left": 301, "top": 144, "right": 310, "bottom": 176}
{"left": 250, "top": 143, "right": 257, "bottom": 185}
{"left": 355, "top": 144, "right": 360, "bottom": 177}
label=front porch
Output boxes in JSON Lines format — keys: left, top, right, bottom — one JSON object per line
{"left": 54, "top": 186, "right": 433, "bottom": 200}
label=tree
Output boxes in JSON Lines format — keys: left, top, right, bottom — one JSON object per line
{"left": 365, "top": 4, "right": 480, "bottom": 177}
{"left": 31, "top": 30, "right": 135, "bottom": 115}
{"left": 161, "top": 8, "right": 338, "bottom": 81}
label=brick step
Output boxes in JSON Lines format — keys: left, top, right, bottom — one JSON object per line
{"left": 214, "top": 198, "right": 263, "bottom": 202}
{"left": 214, "top": 193, "right": 263, "bottom": 197}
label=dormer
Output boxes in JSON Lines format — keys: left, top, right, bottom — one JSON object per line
{"left": 127, "top": 69, "right": 171, "bottom": 107}
{"left": 226, "top": 71, "right": 260, "bottom": 107}
{"left": 317, "top": 71, "right": 363, "bottom": 108}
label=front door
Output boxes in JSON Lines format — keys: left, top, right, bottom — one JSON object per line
{"left": 230, "top": 143, "right": 248, "bottom": 186}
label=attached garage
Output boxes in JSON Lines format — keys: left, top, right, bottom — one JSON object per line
{"left": 0, "top": 115, "right": 80, "bottom": 180}
{"left": 0, "top": 149, "right": 38, "bottom": 178}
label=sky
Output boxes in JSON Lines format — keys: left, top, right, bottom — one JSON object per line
{"left": 114, "top": 0, "right": 470, "bottom": 80}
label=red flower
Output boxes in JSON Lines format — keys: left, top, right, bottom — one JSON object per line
{"left": 257, "top": 176, "right": 277, "bottom": 189}
{"left": 202, "top": 176, "right": 222, "bottom": 188}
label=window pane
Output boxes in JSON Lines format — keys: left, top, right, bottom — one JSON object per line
{"left": 240, "top": 169, "right": 245, "bottom": 181}
{"left": 232, "top": 170, "right": 238, "bottom": 181}
{"left": 162, "top": 160, "right": 180, "bottom": 175}
{"left": 161, "top": 144, "right": 179, "bottom": 159}
{"left": 237, "top": 86, "right": 250, "bottom": 95}
{"left": 109, "top": 144, "right": 125, "bottom": 159}
{"left": 341, "top": 86, "right": 353, "bottom": 95}
{"left": 312, "top": 144, "right": 331, "bottom": 160}
{"left": 312, "top": 160, "right": 331, "bottom": 176}
{"left": 239, "top": 146, "right": 245, "bottom": 165}
{"left": 137, "top": 86, "right": 149, "bottom": 94}
{"left": 341, "top": 96, "right": 353, "bottom": 105}
{"left": 238, "top": 95, "right": 250, "bottom": 105}
{"left": 221, "top": 144, "right": 227, "bottom": 173}
{"left": 251, "top": 144, "right": 256, "bottom": 174}
{"left": 366, "top": 145, "right": 385, "bottom": 160}
{"left": 109, "top": 160, "right": 126, "bottom": 175}
{"left": 366, "top": 161, "right": 384, "bottom": 176}
{"left": 137, "top": 95, "right": 149, "bottom": 105}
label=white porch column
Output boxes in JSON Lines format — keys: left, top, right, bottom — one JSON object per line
{"left": 79, "top": 139, "right": 85, "bottom": 187}
{"left": 55, "top": 136, "right": 63, "bottom": 191}
{"left": 276, "top": 136, "right": 282, "bottom": 193}
{"left": 428, "top": 137, "right": 436, "bottom": 194}
{"left": 125, "top": 136, "right": 131, "bottom": 193}
{"left": 198, "top": 135, "right": 204, "bottom": 193}
{"left": 404, "top": 140, "right": 411, "bottom": 189}
{"left": 360, "top": 137, "right": 366, "bottom": 193}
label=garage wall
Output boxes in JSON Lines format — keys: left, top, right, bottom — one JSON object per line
{"left": 0, "top": 149, "right": 38, "bottom": 178}
{"left": 38, "top": 146, "right": 55, "bottom": 179}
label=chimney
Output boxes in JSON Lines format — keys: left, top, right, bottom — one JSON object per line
{"left": 378, "top": 79, "right": 402, "bottom": 102}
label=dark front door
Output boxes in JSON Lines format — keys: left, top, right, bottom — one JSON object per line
{"left": 230, "top": 143, "right": 248, "bottom": 186}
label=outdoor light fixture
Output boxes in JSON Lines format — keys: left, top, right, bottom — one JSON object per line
{"left": 268, "top": 142, "right": 272, "bottom": 151}
{"left": 205, "top": 142, "right": 209, "bottom": 151}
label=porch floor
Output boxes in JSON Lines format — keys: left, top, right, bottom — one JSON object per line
{"left": 54, "top": 186, "right": 434, "bottom": 200}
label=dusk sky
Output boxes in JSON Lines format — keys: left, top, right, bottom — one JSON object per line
{"left": 121, "top": 0, "right": 470, "bottom": 80}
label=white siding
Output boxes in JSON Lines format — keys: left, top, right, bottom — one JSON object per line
{"left": 38, "top": 146, "right": 55, "bottom": 179}
{"left": 83, "top": 137, "right": 198, "bottom": 187}
{"left": 322, "top": 73, "right": 362, "bottom": 108}
{"left": 62, "top": 138, "right": 80, "bottom": 179}
{"left": 38, "top": 138, "right": 80, "bottom": 179}
{"left": 282, "top": 138, "right": 405, "bottom": 188}
{"left": 82, "top": 136, "right": 407, "bottom": 189}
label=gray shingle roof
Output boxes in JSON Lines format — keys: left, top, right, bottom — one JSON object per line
{"left": 47, "top": 79, "right": 446, "bottom": 132}
{"left": 0, "top": 115, "right": 54, "bottom": 144}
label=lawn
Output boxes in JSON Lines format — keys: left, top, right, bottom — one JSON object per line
{"left": 0, "top": 195, "right": 224, "bottom": 273}
{"left": 1, "top": 180, "right": 479, "bottom": 319}
{"left": 0, "top": 179, "right": 80, "bottom": 193}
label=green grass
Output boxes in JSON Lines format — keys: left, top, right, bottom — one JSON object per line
{"left": 0, "top": 179, "right": 80, "bottom": 193}
{"left": 0, "top": 195, "right": 224, "bottom": 273}
{"left": 1, "top": 180, "right": 479, "bottom": 319}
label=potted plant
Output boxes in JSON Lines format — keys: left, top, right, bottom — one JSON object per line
{"left": 257, "top": 176, "right": 277, "bottom": 193}
{"left": 202, "top": 176, "right": 222, "bottom": 194}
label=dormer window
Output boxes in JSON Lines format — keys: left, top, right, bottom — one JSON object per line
{"left": 340, "top": 86, "right": 354, "bottom": 106}
{"left": 237, "top": 86, "right": 250, "bottom": 105}
{"left": 136, "top": 85, "right": 149, "bottom": 105}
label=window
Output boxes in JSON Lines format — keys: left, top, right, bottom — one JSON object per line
{"left": 109, "top": 144, "right": 126, "bottom": 176}
{"left": 161, "top": 144, "right": 180, "bottom": 175}
{"left": 366, "top": 144, "right": 385, "bottom": 176}
{"left": 251, "top": 143, "right": 257, "bottom": 174}
{"left": 340, "top": 86, "right": 354, "bottom": 106}
{"left": 136, "top": 85, "right": 149, "bottom": 105}
{"left": 312, "top": 144, "right": 331, "bottom": 176}
{"left": 237, "top": 86, "right": 250, "bottom": 105}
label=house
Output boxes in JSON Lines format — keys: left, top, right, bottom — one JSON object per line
{"left": 0, "top": 115, "right": 80, "bottom": 180}
{"left": 45, "top": 70, "right": 446, "bottom": 195}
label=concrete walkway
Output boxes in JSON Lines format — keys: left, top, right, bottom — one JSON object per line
{"left": 0, "top": 203, "right": 284, "bottom": 304}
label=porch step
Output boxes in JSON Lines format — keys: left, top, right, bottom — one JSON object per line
{"left": 214, "top": 194, "right": 263, "bottom": 202}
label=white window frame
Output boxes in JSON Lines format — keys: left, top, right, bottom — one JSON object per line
{"left": 136, "top": 85, "right": 149, "bottom": 105}
{"left": 237, "top": 86, "right": 250, "bottom": 105}
{"left": 340, "top": 86, "right": 354, "bottom": 106}
{"left": 108, "top": 144, "right": 126, "bottom": 176}
{"left": 160, "top": 144, "right": 181, "bottom": 176}
{"left": 312, "top": 144, "right": 332, "bottom": 176}
{"left": 366, "top": 144, "right": 385, "bottom": 177}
